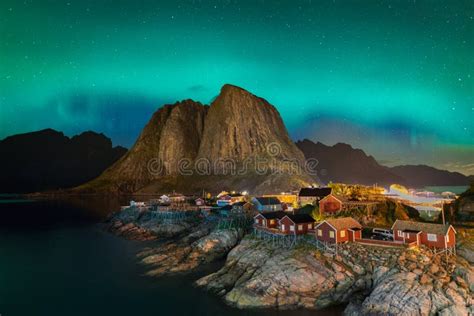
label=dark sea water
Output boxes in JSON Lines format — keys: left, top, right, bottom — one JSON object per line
{"left": 0, "top": 197, "right": 343, "bottom": 316}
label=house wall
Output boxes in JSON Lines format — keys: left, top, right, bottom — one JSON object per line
{"left": 280, "top": 217, "right": 314, "bottom": 235}
{"left": 266, "top": 218, "right": 279, "bottom": 229}
{"left": 403, "top": 232, "right": 419, "bottom": 244}
{"left": 319, "top": 195, "right": 342, "bottom": 214}
{"left": 299, "top": 196, "right": 317, "bottom": 206}
{"left": 349, "top": 229, "right": 362, "bottom": 241}
{"left": 419, "top": 230, "right": 456, "bottom": 249}
{"left": 279, "top": 217, "right": 294, "bottom": 234}
{"left": 254, "top": 214, "right": 265, "bottom": 227}
{"left": 446, "top": 227, "right": 456, "bottom": 247}
{"left": 315, "top": 222, "right": 337, "bottom": 243}
{"left": 393, "top": 229, "right": 404, "bottom": 242}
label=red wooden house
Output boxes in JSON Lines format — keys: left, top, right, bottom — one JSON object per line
{"left": 391, "top": 220, "right": 456, "bottom": 250}
{"left": 254, "top": 211, "right": 286, "bottom": 229}
{"left": 319, "top": 194, "right": 346, "bottom": 214}
{"left": 279, "top": 214, "right": 315, "bottom": 235}
{"left": 315, "top": 217, "right": 362, "bottom": 244}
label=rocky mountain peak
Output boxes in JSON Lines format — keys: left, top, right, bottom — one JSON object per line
{"left": 78, "top": 84, "right": 312, "bottom": 194}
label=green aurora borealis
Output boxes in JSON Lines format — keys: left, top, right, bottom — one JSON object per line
{"left": 1, "top": 0, "right": 473, "bottom": 174}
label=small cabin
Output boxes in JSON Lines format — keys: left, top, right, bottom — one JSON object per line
{"left": 315, "top": 217, "right": 362, "bottom": 244}
{"left": 229, "top": 193, "right": 245, "bottom": 203}
{"left": 252, "top": 197, "right": 282, "bottom": 213}
{"left": 279, "top": 214, "right": 315, "bottom": 235}
{"left": 319, "top": 194, "right": 346, "bottom": 214}
{"left": 169, "top": 193, "right": 186, "bottom": 203}
{"left": 298, "top": 187, "right": 332, "bottom": 206}
{"left": 231, "top": 201, "right": 251, "bottom": 213}
{"left": 254, "top": 211, "right": 286, "bottom": 229}
{"left": 391, "top": 220, "right": 456, "bottom": 249}
{"left": 195, "top": 198, "right": 205, "bottom": 206}
{"left": 217, "top": 195, "right": 232, "bottom": 207}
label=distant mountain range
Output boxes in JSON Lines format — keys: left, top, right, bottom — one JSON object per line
{"left": 1, "top": 85, "right": 471, "bottom": 194}
{"left": 0, "top": 129, "right": 126, "bottom": 193}
{"left": 296, "top": 139, "right": 471, "bottom": 188}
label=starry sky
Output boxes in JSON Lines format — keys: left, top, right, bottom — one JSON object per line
{"left": 1, "top": 0, "right": 473, "bottom": 175}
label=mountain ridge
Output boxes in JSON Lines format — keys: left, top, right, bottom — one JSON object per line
{"left": 296, "top": 138, "right": 471, "bottom": 187}
{"left": 0, "top": 129, "right": 127, "bottom": 193}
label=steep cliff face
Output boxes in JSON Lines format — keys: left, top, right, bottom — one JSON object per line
{"left": 198, "top": 84, "right": 305, "bottom": 164}
{"left": 79, "top": 100, "right": 208, "bottom": 193}
{"left": 78, "top": 85, "right": 312, "bottom": 194}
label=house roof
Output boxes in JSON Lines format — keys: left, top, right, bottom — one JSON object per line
{"left": 391, "top": 220, "right": 454, "bottom": 236}
{"left": 257, "top": 211, "right": 286, "bottom": 220}
{"left": 299, "top": 187, "right": 332, "bottom": 198}
{"left": 320, "top": 217, "right": 362, "bottom": 231}
{"left": 232, "top": 201, "right": 247, "bottom": 206}
{"left": 321, "top": 193, "right": 348, "bottom": 203}
{"left": 254, "top": 197, "right": 281, "bottom": 205}
{"left": 283, "top": 213, "right": 315, "bottom": 224}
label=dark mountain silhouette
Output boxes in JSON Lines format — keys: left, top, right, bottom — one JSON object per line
{"left": 77, "top": 84, "right": 313, "bottom": 194}
{"left": 295, "top": 139, "right": 403, "bottom": 185}
{"left": 0, "top": 129, "right": 127, "bottom": 193}
{"left": 389, "top": 165, "right": 470, "bottom": 187}
{"left": 296, "top": 139, "right": 471, "bottom": 187}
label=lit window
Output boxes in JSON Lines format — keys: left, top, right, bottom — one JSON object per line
{"left": 255, "top": 219, "right": 258, "bottom": 224}
{"left": 308, "top": 223, "right": 312, "bottom": 229}
{"left": 329, "top": 231, "right": 335, "bottom": 238}
{"left": 290, "top": 225, "right": 295, "bottom": 232}
{"left": 446, "top": 234, "right": 450, "bottom": 242}
{"left": 427, "top": 233, "right": 437, "bottom": 242}
{"left": 281, "top": 224, "right": 286, "bottom": 231}
{"left": 406, "top": 233, "right": 410, "bottom": 238}
{"left": 340, "top": 230, "right": 346, "bottom": 238}
{"left": 298, "top": 224, "right": 303, "bottom": 231}
{"left": 270, "top": 219, "right": 275, "bottom": 224}
{"left": 317, "top": 229, "right": 322, "bottom": 236}
{"left": 397, "top": 230, "right": 403, "bottom": 237}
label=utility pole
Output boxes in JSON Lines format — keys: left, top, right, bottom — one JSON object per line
{"left": 441, "top": 201, "right": 446, "bottom": 225}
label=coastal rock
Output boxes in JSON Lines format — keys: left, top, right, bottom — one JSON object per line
{"left": 356, "top": 267, "right": 473, "bottom": 316}
{"left": 197, "top": 238, "right": 367, "bottom": 309}
{"left": 139, "top": 228, "right": 244, "bottom": 277}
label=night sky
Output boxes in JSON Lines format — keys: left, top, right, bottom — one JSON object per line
{"left": 1, "top": 1, "right": 473, "bottom": 175}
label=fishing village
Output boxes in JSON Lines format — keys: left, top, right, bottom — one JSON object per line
{"left": 106, "top": 183, "right": 474, "bottom": 314}
{"left": 116, "top": 184, "right": 458, "bottom": 257}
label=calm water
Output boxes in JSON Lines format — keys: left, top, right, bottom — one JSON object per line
{"left": 0, "top": 197, "right": 342, "bottom": 316}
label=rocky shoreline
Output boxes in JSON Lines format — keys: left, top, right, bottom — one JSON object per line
{"left": 106, "top": 209, "right": 474, "bottom": 315}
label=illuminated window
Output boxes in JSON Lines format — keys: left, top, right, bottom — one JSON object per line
{"left": 290, "top": 225, "right": 295, "bottom": 232}
{"left": 270, "top": 219, "right": 275, "bottom": 224}
{"left": 340, "top": 230, "right": 346, "bottom": 238}
{"left": 317, "top": 229, "right": 322, "bottom": 236}
{"left": 255, "top": 219, "right": 258, "bottom": 224}
{"left": 446, "top": 234, "right": 450, "bottom": 242}
{"left": 298, "top": 224, "right": 303, "bottom": 231}
{"left": 329, "top": 231, "right": 335, "bottom": 238}
{"left": 427, "top": 234, "right": 437, "bottom": 242}
{"left": 397, "top": 230, "right": 403, "bottom": 237}
{"left": 308, "top": 223, "right": 312, "bottom": 229}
